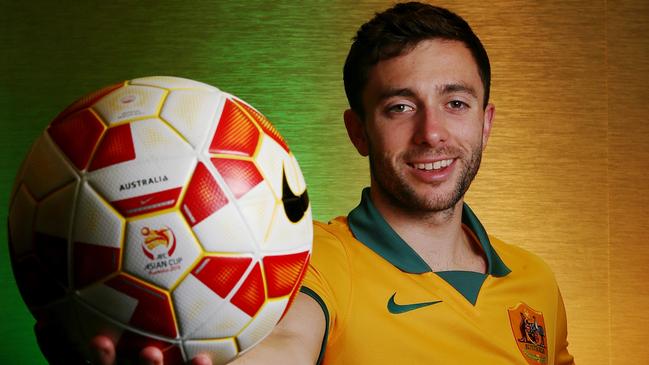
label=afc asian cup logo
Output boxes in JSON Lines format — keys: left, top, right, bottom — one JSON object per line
{"left": 141, "top": 226, "right": 182, "bottom": 275}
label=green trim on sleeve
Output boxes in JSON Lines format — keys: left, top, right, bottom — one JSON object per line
{"left": 299, "top": 286, "right": 330, "bottom": 365}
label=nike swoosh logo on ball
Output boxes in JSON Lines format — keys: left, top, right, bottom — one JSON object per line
{"left": 282, "top": 167, "right": 309, "bottom": 223}
{"left": 387, "top": 292, "right": 442, "bottom": 314}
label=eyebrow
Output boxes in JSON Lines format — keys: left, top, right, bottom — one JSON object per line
{"left": 438, "top": 83, "right": 478, "bottom": 99}
{"left": 377, "top": 88, "right": 417, "bottom": 101}
{"left": 376, "top": 83, "right": 478, "bottom": 101}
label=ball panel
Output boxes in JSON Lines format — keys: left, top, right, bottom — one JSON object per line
{"left": 263, "top": 200, "right": 313, "bottom": 252}
{"left": 92, "top": 85, "right": 167, "bottom": 126}
{"left": 161, "top": 89, "right": 224, "bottom": 150}
{"left": 191, "top": 202, "right": 256, "bottom": 253}
{"left": 131, "top": 76, "right": 219, "bottom": 92}
{"left": 104, "top": 274, "right": 178, "bottom": 339}
{"left": 232, "top": 98, "right": 289, "bottom": 153}
{"left": 262, "top": 251, "right": 310, "bottom": 298}
{"left": 13, "top": 133, "right": 78, "bottom": 201}
{"left": 191, "top": 256, "right": 252, "bottom": 299}
{"left": 77, "top": 280, "right": 139, "bottom": 325}
{"left": 230, "top": 263, "right": 265, "bottom": 317}
{"left": 286, "top": 154, "right": 307, "bottom": 194}
{"left": 87, "top": 155, "right": 196, "bottom": 205}
{"left": 236, "top": 298, "right": 287, "bottom": 352}
{"left": 172, "top": 274, "right": 227, "bottom": 337}
{"left": 33, "top": 231, "right": 69, "bottom": 290}
{"left": 128, "top": 118, "right": 195, "bottom": 160}
{"left": 112, "top": 187, "right": 183, "bottom": 218}
{"left": 253, "top": 135, "right": 290, "bottom": 197}
{"left": 10, "top": 251, "right": 67, "bottom": 310}
{"left": 51, "top": 82, "right": 124, "bottom": 124}
{"left": 183, "top": 338, "right": 238, "bottom": 365}
{"left": 73, "top": 183, "right": 124, "bottom": 248}
{"left": 191, "top": 300, "right": 250, "bottom": 339}
{"left": 279, "top": 253, "right": 310, "bottom": 321}
{"left": 233, "top": 182, "right": 277, "bottom": 245}
{"left": 123, "top": 213, "right": 202, "bottom": 290}
{"left": 181, "top": 162, "right": 229, "bottom": 227}
{"left": 73, "top": 242, "right": 120, "bottom": 289}
{"left": 47, "top": 108, "right": 106, "bottom": 170}
{"left": 209, "top": 99, "right": 260, "bottom": 157}
{"left": 8, "top": 184, "right": 37, "bottom": 258}
{"left": 88, "top": 123, "right": 136, "bottom": 171}
{"left": 34, "top": 181, "right": 77, "bottom": 240}
{"left": 211, "top": 158, "right": 264, "bottom": 200}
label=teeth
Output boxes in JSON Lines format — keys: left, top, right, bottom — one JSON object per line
{"left": 414, "top": 159, "right": 453, "bottom": 171}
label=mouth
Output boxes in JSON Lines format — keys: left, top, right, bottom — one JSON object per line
{"left": 407, "top": 158, "right": 455, "bottom": 171}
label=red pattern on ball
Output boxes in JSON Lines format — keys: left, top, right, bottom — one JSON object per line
{"left": 181, "top": 162, "right": 229, "bottom": 226}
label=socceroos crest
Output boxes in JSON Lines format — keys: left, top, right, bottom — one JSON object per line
{"left": 508, "top": 303, "right": 548, "bottom": 364}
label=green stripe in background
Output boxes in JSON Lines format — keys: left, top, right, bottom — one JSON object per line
{"left": 0, "top": 1, "right": 387, "bottom": 363}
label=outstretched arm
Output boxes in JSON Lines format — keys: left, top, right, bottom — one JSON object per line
{"left": 229, "top": 292, "right": 326, "bottom": 364}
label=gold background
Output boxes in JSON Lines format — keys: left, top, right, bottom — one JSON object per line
{"left": 0, "top": 1, "right": 647, "bottom": 363}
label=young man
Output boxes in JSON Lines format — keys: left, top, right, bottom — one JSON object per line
{"left": 232, "top": 3, "right": 574, "bottom": 364}
{"left": 77, "top": 2, "right": 574, "bottom": 364}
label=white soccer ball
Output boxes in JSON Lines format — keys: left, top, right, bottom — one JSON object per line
{"left": 8, "top": 76, "right": 312, "bottom": 364}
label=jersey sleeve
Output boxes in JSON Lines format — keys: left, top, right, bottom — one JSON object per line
{"left": 300, "top": 221, "right": 352, "bottom": 345}
{"left": 555, "top": 289, "right": 575, "bottom": 364}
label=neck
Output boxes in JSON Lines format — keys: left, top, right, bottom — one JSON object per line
{"left": 370, "top": 186, "right": 486, "bottom": 273}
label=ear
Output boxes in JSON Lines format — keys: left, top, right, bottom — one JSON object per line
{"left": 481, "top": 103, "right": 495, "bottom": 151}
{"left": 344, "top": 109, "right": 369, "bottom": 156}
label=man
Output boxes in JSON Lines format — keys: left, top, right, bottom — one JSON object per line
{"left": 234, "top": 2, "right": 574, "bottom": 364}
{"left": 56, "top": 2, "right": 574, "bottom": 364}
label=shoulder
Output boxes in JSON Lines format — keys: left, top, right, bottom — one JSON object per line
{"left": 313, "top": 217, "right": 353, "bottom": 249}
{"left": 309, "top": 217, "right": 354, "bottom": 268}
{"left": 490, "top": 235, "right": 559, "bottom": 288}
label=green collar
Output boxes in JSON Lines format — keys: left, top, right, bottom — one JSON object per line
{"left": 347, "top": 188, "right": 510, "bottom": 276}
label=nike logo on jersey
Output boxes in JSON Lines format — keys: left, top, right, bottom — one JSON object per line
{"left": 282, "top": 166, "right": 309, "bottom": 223}
{"left": 387, "top": 292, "right": 442, "bottom": 314}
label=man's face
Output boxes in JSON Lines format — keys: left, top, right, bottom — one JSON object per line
{"left": 347, "top": 38, "right": 494, "bottom": 213}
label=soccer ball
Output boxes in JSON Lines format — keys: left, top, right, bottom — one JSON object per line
{"left": 7, "top": 76, "right": 312, "bottom": 364}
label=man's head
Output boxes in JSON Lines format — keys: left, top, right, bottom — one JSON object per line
{"left": 343, "top": 2, "right": 491, "bottom": 118}
{"left": 343, "top": 3, "right": 495, "bottom": 215}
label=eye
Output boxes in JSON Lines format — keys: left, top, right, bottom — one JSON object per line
{"left": 387, "top": 104, "right": 415, "bottom": 113}
{"left": 447, "top": 100, "right": 469, "bottom": 110}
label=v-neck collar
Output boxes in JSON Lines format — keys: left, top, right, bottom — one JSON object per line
{"left": 347, "top": 187, "right": 510, "bottom": 277}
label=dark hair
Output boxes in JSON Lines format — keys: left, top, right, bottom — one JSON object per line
{"left": 343, "top": 2, "right": 491, "bottom": 117}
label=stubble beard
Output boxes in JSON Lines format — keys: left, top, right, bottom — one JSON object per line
{"left": 369, "top": 143, "right": 483, "bottom": 215}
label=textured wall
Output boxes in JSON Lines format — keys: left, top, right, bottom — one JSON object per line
{"left": 607, "top": 0, "right": 649, "bottom": 364}
{"left": 1, "top": 1, "right": 647, "bottom": 364}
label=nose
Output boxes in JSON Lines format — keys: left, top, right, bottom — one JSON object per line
{"left": 413, "top": 107, "right": 448, "bottom": 146}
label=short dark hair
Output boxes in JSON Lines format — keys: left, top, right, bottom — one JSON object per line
{"left": 343, "top": 2, "right": 491, "bottom": 117}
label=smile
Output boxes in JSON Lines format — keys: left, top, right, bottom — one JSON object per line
{"left": 411, "top": 159, "right": 454, "bottom": 171}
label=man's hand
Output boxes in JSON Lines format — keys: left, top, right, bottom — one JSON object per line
{"left": 36, "top": 292, "right": 323, "bottom": 365}
{"left": 89, "top": 336, "right": 212, "bottom": 365}
{"left": 35, "top": 322, "right": 212, "bottom": 365}
{"left": 89, "top": 293, "right": 325, "bottom": 364}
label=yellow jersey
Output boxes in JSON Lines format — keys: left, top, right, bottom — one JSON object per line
{"left": 301, "top": 188, "right": 574, "bottom": 365}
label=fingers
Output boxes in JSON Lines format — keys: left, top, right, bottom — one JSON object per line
{"left": 139, "top": 346, "right": 163, "bottom": 365}
{"left": 90, "top": 335, "right": 115, "bottom": 365}
{"left": 191, "top": 354, "right": 213, "bottom": 365}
